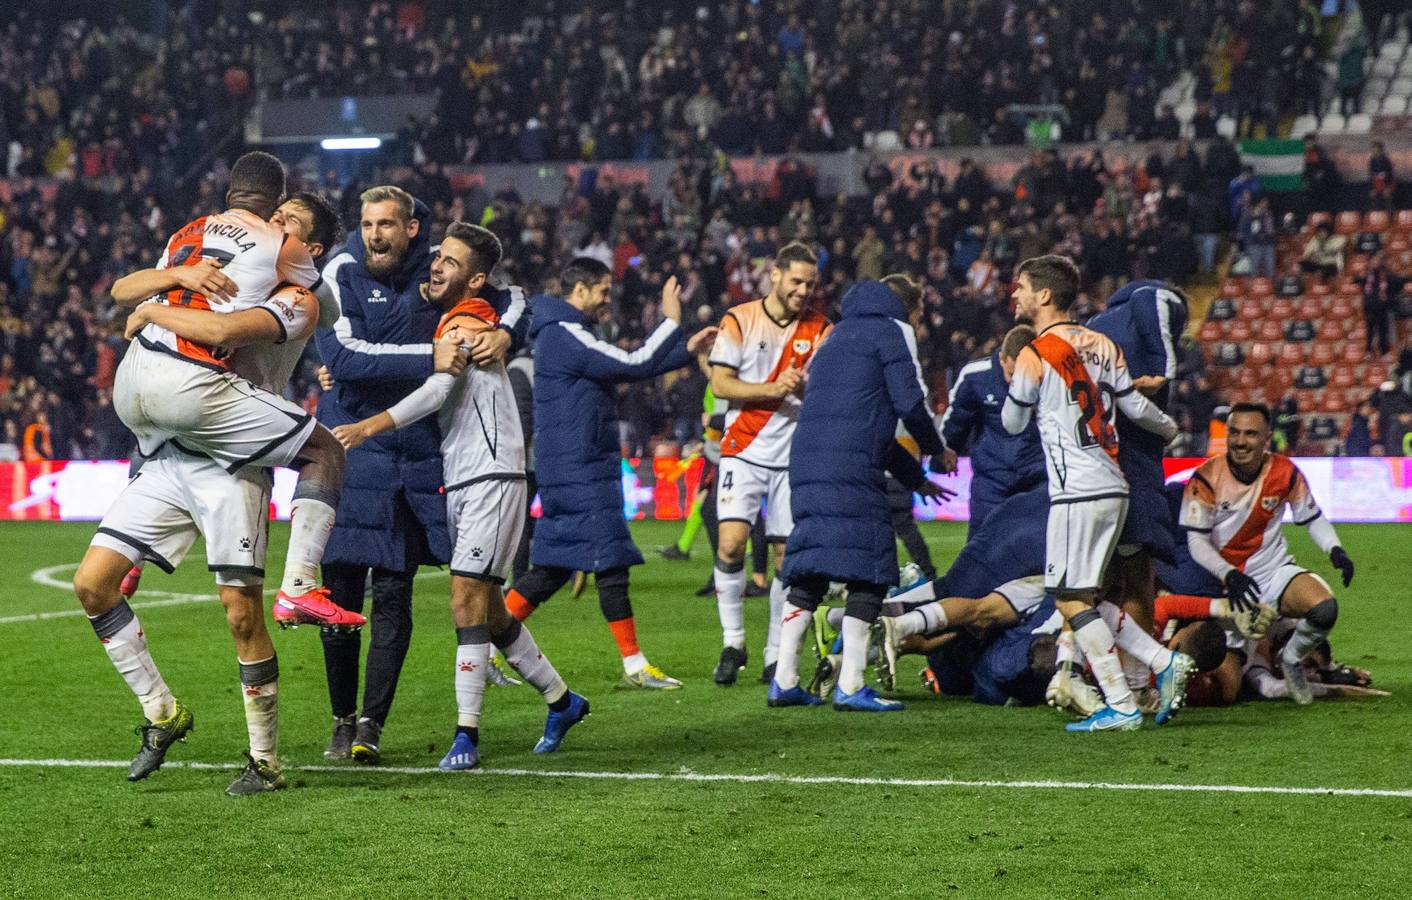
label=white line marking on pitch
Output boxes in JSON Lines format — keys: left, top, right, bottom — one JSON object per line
{"left": 0, "top": 757, "right": 1408, "bottom": 799}
{"left": 2, "top": 565, "right": 450, "bottom": 625}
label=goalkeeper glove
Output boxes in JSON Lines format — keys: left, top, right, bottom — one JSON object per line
{"left": 1329, "top": 546, "right": 1355, "bottom": 588}
{"left": 1224, "top": 569, "right": 1262, "bottom": 613}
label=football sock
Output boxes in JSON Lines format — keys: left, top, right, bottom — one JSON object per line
{"left": 1056, "top": 629, "right": 1085, "bottom": 673}
{"left": 455, "top": 725, "right": 479, "bottom": 743}
{"left": 454, "top": 627, "right": 491, "bottom": 729}
{"left": 89, "top": 600, "right": 175, "bottom": 722}
{"left": 238, "top": 655, "right": 279, "bottom": 764}
{"left": 714, "top": 558, "right": 747, "bottom": 649}
{"left": 494, "top": 619, "right": 568, "bottom": 704}
{"left": 889, "top": 578, "right": 938, "bottom": 607}
{"left": 894, "top": 602, "right": 947, "bottom": 638}
{"left": 505, "top": 589, "right": 535, "bottom": 621}
{"left": 282, "top": 497, "right": 336, "bottom": 595}
{"left": 622, "top": 652, "right": 649, "bottom": 676}
{"left": 1070, "top": 609, "right": 1138, "bottom": 714}
{"left": 607, "top": 618, "right": 641, "bottom": 663}
{"left": 773, "top": 602, "right": 813, "bottom": 689}
{"left": 676, "top": 500, "right": 704, "bottom": 553}
{"left": 1285, "top": 617, "right": 1333, "bottom": 665}
{"left": 837, "top": 616, "right": 873, "bottom": 695}
{"left": 1098, "top": 601, "right": 1173, "bottom": 683}
{"left": 764, "top": 578, "right": 786, "bottom": 667}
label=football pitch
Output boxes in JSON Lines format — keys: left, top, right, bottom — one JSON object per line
{"left": 2, "top": 520, "right": 1410, "bottom": 897}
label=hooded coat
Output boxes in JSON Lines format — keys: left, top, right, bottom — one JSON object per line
{"left": 527, "top": 294, "right": 690, "bottom": 572}
{"left": 782, "top": 280, "right": 944, "bottom": 587}
{"left": 314, "top": 198, "right": 527, "bottom": 571}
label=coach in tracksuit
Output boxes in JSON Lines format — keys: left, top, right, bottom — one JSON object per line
{"left": 504, "top": 257, "right": 712, "bottom": 689}
{"left": 939, "top": 335, "right": 1046, "bottom": 537}
{"left": 314, "top": 185, "right": 526, "bottom": 762}
{"left": 1086, "top": 279, "right": 1188, "bottom": 650}
{"left": 772, "top": 276, "right": 946, "bottom": 712}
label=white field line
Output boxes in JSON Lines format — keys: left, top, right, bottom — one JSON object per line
{"left": 1, "top": 564, "right": 449, "bottom": 625}
{"left": 0, "top": 756, "right": 1410, "bottom": 799}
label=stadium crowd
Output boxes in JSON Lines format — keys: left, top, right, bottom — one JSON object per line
{"left": 2, "top": 2, "right": 1412, "bottom": 462}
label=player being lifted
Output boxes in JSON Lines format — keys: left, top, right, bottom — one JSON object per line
{"left": 110, "top": 152, "right": 354, "bottom": 630}
{"left": 1001, "top": 256, "right": 1181, "bottom": 732}
{"left": 75, "top": 192, "right": 344, "bottom": 793}
{"left": 333, "top": 223, "right": 589, "bottom": 768}
{"left": 1179, "top": 402, "right": 1355, "bottom": 705}
{"left": 706, "top": 242, "right": 831, "bottom": 686}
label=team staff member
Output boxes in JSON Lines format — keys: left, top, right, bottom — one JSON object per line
{"left": 314, "top": 185, "right": 527, "bottom": 763}
{"left": 505, "top": 257, "right": 716, "bottom": 688}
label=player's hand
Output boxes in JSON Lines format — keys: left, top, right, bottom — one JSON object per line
{"left": 316, "top": 365, "right": 335, "bottom": 391}
{"left": 173, "top": 258, "right": 238, "bottom": 302}
{"left": 660, "top": 275, "right": 683, "bottom": 323}
{"left": 916, "top": 480, "right": 957, "bottom": 504}
{"left": 1131, "top": 375, "right": 1168, "bottom": 397}
{"left": 1329, "top": 546, "right": 1355, "bottom": 587}
{"left": 929, "top": 447, "right": 958, "bottom": 474}
{"left": 686, "top": 326, "right": 718, "bottom": 356}
{"left": 1223, "top": 569, "right": 1262, "bottom": 613}
{"left": 774, "top": 363, "right": 805, "bottom": 398}
{"left": 467, "top": 327, "right": 511, "bottom": 367}
{"left": 123, "top": 305, "right": 152, "bottom": 340}
{"left": 331, "top": 422, "right": 370, "bottom": 450}
{"left": 433, "top": 338, "right": 469, "bottom": 375}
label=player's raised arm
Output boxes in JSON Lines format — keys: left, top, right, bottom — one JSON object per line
{"left": 315, "top": 253, "right": 440, "bottom": 383}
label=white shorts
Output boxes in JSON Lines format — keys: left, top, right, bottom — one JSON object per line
{"left": 114, "top": 344, "right": 315, "bottom": 472}
{"left": 90, "top": 447, "right": 271, "bottom": 587}
{"left": 993, "top": 576, "right": 1047, "bottom": 616}
{"left": 1254, "top": 563, "right": 1327, "bottom": 608}
{"left": 716, "top": 456, "right": 793, "bottom": 540}
{"left": 447, "top": 476, "right": 527, "bottom": 583}
{"left": 1044, "top": 496, "right": 1128, "bottom": 593}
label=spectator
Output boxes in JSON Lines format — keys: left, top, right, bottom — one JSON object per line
{"left": 1238, "top": 197, "right": 1278, "bottom": 278}
{"left": 1299, "top": 222, "right": 1346, "bottom": 279}
{"left": 1344, "top": 401, "right": 1377, "bottom": 456}
{"left": 1361, "top": 253, "right": 1402, "bottom": 357}
{"left": 1369, "top": 141, "right": 1395, "bottom": 211}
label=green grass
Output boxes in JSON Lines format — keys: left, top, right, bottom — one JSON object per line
{"left": 1, "top": 520, "right": 1410, "bottom": 897}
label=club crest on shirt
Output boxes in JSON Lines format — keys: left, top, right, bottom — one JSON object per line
{"left": 1261, "top": 495, "right": 1279, "bottom": 512}
{"left": 793, "top": 339, "right": 812, "bottom": 355}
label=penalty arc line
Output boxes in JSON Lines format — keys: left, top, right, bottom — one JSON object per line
{"left": 0, "top": 757, "right": 1410, "bottom": 799}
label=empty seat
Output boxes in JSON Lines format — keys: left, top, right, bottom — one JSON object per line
{"left": 1198, "top": 320, "right": 1225, "bottom": 342}
{"left": 1345, "top": 113, "right": 1374, "bottom": 134}
{"left": 1295, "top": 296, "right": 1327, "bottom": 319}
{"left": 1237, "top": 298, "right": 1268, "bottom": 321}
{"left": 1336, "top": 211, "right": 1363, "bottom": 234}
{"left": 1226, "top": 320, "right": 1254, "bottom": 342}
{"left": 1318, "top": 112, "right": 1347, "bottom": 134}
{"left": 1328, "top": 296, "right": 1357, "bottom": 319}
{"left": 1221, "top": 278, "right": 1247, "bottom": 298}
{"left": 1270, "top": 297, "right": 1295, "bottom": 319}
{"left": 1309, "top": 342, "right": 1338, "bottom": 365}
{"left": 1247, "top": 341, "right": 1275, "bottom": 366}
{"left": 1258, "top": 320, "right": 1284, "bottom": 341}
{"left": 1380, "top": 95, "right": 1410, "bottom": 115}
{"left": 1366, "top": 210, "right": 1391, "bottom": 232}
{"left": 1339, "top": 342, "right": 1366, "bottom": 364}
{"left": 1278, "top": 342, "right": 1306, "bottom": 365}
{"left": 1329, "top": 364, "right": 1358, "bottom": 388}
{"left": 1249, "top": 277, "right": 1275, "bottom": 297}
{"left": 1290, "top": 114, "right": 1319, "bottom": 138}
{"left": 1318, "top": 391, "right": 1346, "bottom": 413}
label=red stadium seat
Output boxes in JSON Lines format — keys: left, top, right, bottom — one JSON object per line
{"left": 1226, "top": 320, "right": 1254, "bottom": 342}
{"left": 1307, "top": 279, "right": 1333, "bottom": 296}
{"left": 1388, "top": 234, "right": 1412, "bottom": 253}
{"left": 1337, "top": 278, "right": 1362, "bottom": 298}
{"left": 1395, "top": 210, "right": 1412, "bottom": 232}
{"left": 1221, "top": 278, "right": 1247, "bottom": 298}
{"left": 1347, "top": 324, "right": 1367, "bottom": 344}
{"left": 1327, "top": 296, "right": 1356, "bottom": 319}
{"left": 1367, "top": 362, "right": 1391, "bottom": 382}
{"left": 1247, "top": 342, "right": 1276, "bottom": 366}
{"left": 1318, "top": 391, "right": 1346, "bottom": 413}
{"left": 1365, "top": 210, "right": 1390, "bottom": 232}
{"left": 1208, "top": 368, "right": 1235, "bottom": 390}
{"left": 1329, "top": 364, "right": 1358, "bottom": 388}
{"left": 1294, "top": 296, "right": 1326, "bottom": 319}
{"left": 1198, "top": 320, "right": 1224, "bottom": 343}
{"left": 1237, "top": 298, "right": 1267, "bottom": 321}
{"left": 1339, "top": 342, "right": 1366, "bottom": 364}
{"left": 1277, "top": 342, "right": 1305, "bottom": 366}
{"left": 1269, "top": 297, "right": 1294, "bottom": 319}
{"left": 1316, "top": 319, "right": 1345, "bottom": 342}
{"left": 1308, "top": 211, "right": 1333, "bottom": 231}
{"left": 1235, "top": 367, "right": 1263, "bottom": 391}
{"left": 1309, "top": 342, "right": 1337, "bottom": 365}
{"left": 1335, "top": 211, "right": 1362, "bottom": 235}
{"left": 1346, "top": 254, "right": 1370, "bottom": 278}
{"left": 1258, "top": 320, "right": 1284, "bottom": 342}
{"left": 1269, "top": 367, "right": 1295, "bottom": 394}
{"left": 1249, "top": 277, "right": 1275, "bottom": 297}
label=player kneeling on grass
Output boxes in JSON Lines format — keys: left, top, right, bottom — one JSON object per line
{"left": 74, "top": 192, "right": 342, "bottom": 794}
{"left": 773, "top": 275, "right": 951, "bottom": 713}
{"left": 1179, "top": 402, "right": 1356, "bottom": 706}
{"left": 333, "top": 223, "right": 588, "bottom": 769}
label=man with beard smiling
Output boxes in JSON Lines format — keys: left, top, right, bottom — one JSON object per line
{"left": 314, "top": 186, "right": 528, "bottom": 763}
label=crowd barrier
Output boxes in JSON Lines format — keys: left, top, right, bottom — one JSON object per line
{"left": 4, "top": 457, "right": 1410, "bottom": 524}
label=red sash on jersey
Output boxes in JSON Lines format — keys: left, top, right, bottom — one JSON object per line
{"left": 722, "top": 312, "right": 830, "bottom": 457}
{"left": 435, "top": 297, "right": 500, "bottom": 338}
{"left": 1221, "top": 455, "right": 1295, "bottom": 571}
{"left": 1031, "top": 332, "right": 1118, "bottom": 460}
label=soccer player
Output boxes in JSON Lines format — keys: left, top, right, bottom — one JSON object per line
{"left": 774, "top": 276, "right": 948, "bottom": 712}
{"left": 75, "top": 193, "right": 344, "bottom": 794}
{"left": 332, "top": 223, "right": 588, "bottom": 769}
{"left": 939, "top": 325, "right": 1044, "bottom": 536}
{"left": 1178, "top": 402, "right": 1356, "bottom": 705}
{"left": 706, "top": 242, "right": 832, "bottom": 686}
{"left": 1087, "top": 279, "right": 1190, "bottom": 696}
{"left": 505, "top": 258, "right": 716, "bottom": 688}
{"left": 1000, "top": 255, "right": 1181, "bottom": 731}
{"left": 109, "top": 151, "right": 355, "bottom": 630}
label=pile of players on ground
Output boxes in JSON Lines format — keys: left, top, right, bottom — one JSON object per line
{"left": 72, "top": 153, "right": 1381, "bottom": 798}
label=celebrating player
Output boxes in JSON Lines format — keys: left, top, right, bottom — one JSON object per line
{"left": 1000, "top": 255, "right": 1182, "bottom": 732}
{"left": 75, "top": 192, "right": 342, "bottom": 794}
{"left": 706, "top": 242, "right": 831, "bottom": 686}
{"left": 332, "top": 223, "right": 589, "bottom": 769}
{"left": 109, "top": 151, "right": 352, "bottom": 629}
{"left": 1179, "top": 402, "right": 1356, "bottom": 705}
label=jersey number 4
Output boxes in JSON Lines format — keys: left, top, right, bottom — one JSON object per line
{"left": 1067, "top": 381, "right": 1116, "bottom": 450}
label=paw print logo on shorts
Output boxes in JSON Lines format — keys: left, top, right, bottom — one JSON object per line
{"left": 239, "top": 537, "right": 252, "bottom": 551}
{"left": 470, "top": 547, "right": 484, "bottom": 560}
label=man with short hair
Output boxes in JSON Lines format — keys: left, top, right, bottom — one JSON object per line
{"left": 78, "top": 191, "right": 342, "bottom": 794}
{"left": 1179, "top": 402, "right": 1355, "bottom": 705}
{"left": 314, "top": 185, "right": 528, "bottom": 763}
{"left": 1001, "top": 255, "right": 1183, "bottom": 732}
{"left": 706, "top": 242, "right": 832, "bottom": 686}
{"left": 332, "top": 223, "right": 588, "bottom": 769}
{"left": 940, "top": 325, "right": 1044, "bottom": 535}
{"left": 505, "top": 257, "right": 716, "bottom": 688}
